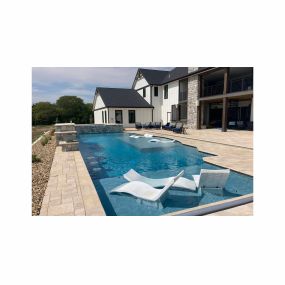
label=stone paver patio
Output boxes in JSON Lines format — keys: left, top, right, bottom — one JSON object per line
{"left": 40, "top": 147, "right": 105, "bottom": 216}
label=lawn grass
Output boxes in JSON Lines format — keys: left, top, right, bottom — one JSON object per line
{"left": 32, "top": 125, "right": 54, "bottom": 142}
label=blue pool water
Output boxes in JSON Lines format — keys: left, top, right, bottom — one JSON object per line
{"left": 78, "top": 133, "right": 253, "bottom": 216}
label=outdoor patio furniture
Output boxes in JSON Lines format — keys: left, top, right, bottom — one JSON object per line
{"left": 173, "top": 122, "right": 183, "bottom": 133}
{"left": 162, "top": 122, "right": 170, "bottom": 129}
{"left": 149, "top": 122, "right": 156, "bottom": 128}
{"left": 110, "top": 171, "right": 185, "bottom": 202}
{"left": 123, "top": 169, "right": 196, "bottom": 190}
{"left": 135, "top": 122, "right": 142, "bottom": 129}
{"left": 164, "top": 122, "right": 176, "bottom": 130}
{"left": 192, "top": 169, "right": 230, "bottom": 190}
{"left": 143, "top": 122, "right": 151, "bottom": 128}
{"left": 154, "top": 122, "right": 161, "bottom": 129}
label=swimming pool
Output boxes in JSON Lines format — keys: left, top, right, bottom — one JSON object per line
{"left": 78, "top": 133, "right": 253, "bottom": 216}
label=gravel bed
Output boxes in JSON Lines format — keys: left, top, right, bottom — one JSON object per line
{"left": 32, "top": 136, "right": 56, "bottom": 215}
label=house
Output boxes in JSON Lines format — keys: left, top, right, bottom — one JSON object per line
{"left": 93, "top": 87, "right": 153, "bottom": 127}
{"left": 93, "top": 67, "right": 253, "bottom": 131}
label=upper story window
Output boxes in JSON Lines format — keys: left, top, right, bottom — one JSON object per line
{"left": 179, "top": 79, "right": 188, "bottom": 101}
{"left": 164, "top": 85, "right": 168, "bottom": 99}
{"left": 143, "top": 88, "right": 146, "bottom": 98}
{"left": 154, "top": 87, "right": 158, "bottom": 97}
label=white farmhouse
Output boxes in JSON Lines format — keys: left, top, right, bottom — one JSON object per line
{"left": 93, "top": 87, "right": 153, "bottom": 128}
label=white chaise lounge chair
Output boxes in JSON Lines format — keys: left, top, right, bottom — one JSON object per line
{"left": 192, "top": 169, "right": 230, "bottom": 190}
{"left": 123, "top": 169, "right": 196, "bottom": 190}
{"left": 111, "top": 170, "right": 185, "bottom": 202}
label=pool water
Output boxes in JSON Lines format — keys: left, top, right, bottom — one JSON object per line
{"left": 78, "top": 133, "right": 253, "bottom": 216}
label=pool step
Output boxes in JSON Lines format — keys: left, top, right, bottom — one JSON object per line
{"left": 55, "top": 123, "right": 79, "bottom": 151}
{"left": 59, "top": 141, "right": 79, "bottom": 152}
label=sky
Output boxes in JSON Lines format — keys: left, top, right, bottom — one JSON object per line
{"left": 32, "top": 67, "right": 173, "bottom": 104}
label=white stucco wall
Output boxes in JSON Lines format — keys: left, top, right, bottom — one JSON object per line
{"left": 94, "top": 108, "right": 108, "bottom": 124}
{"left": 134, "top": 76, "right": 149, "bottom": 90}
{"left": 93, "top": 94, "right": 108, "bottom": 124}
{"left": 151, "top": 86, "right": 162, "bottom": 122}
{"left": 93, "top": 94, "right": 105, "bottom": 110}
{"left": 161, "top": 80, "right": 179, "bottom": 124}
{"left": 108, "top": 108, "right": 152, "bottom": 128}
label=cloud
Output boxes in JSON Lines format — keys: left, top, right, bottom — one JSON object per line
{"left": 32, "top": 67, "right": 173, "bottom": 103}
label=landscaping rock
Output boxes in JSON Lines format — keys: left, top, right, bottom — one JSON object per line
{"left": 32, "top": 136, "right": 56, "bottom": 215}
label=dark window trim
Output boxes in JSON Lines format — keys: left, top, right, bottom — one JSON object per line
{"left": 115, "top": 110, "right": 123, "bottom": 124}
{"left": 128, "top": 110, "right": 136, "bottom": 124}
{"left": 164, "top": 85, "right": 168, "bottom": 99}
{"left": 154, "top": 86, "right": 158, "bottom": 97}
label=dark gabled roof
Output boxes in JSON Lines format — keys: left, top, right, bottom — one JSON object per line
{"left": 94, "top": 87, "right": 153, "bottom": 109}
{"left": 160, "top": 67, "right": 189, "bottom": 84}
{"left": 134, "top": 67, "right": 212, "bottom": 87}
{"left": 138, "top": 68, "right": 169, "bottom": 85}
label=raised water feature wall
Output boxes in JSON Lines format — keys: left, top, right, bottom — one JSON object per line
{"left": 75, "top": 124, "right": 123, "bottom": 134}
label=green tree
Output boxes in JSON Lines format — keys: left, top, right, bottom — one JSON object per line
{"left": 56, "top": 96, "right": 86, "bottom": 123}
{"left": 32, "top": 102, "right": 58, "bottom": 125}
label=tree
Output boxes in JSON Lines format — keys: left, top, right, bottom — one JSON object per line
{"left": 32, "top": 102, "right": 58, "bottom": 125}
{"left": 56, "top": 96, "right": 86, "bottom": 123}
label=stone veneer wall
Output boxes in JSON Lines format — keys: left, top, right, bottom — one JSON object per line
{"left": 75, "top": 124, "right": 123, "bottom": 134}
{"left": 187, "top": 75, "right": 199, "bottom": 129}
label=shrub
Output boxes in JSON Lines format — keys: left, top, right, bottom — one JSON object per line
{"left": 41, "top": 135, "right": 49, "bottom": 146}
{"left": 32, "top": 154, "right": 41, "bottom": 163}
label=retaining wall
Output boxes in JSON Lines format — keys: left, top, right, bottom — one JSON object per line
{"left": 75, "top": 124, "right": 123, "bottom": 134}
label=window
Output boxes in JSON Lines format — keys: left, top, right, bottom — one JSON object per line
{"left": 179, "top": 79, "right": 188, "bottom": 101}
{"left": 164, "top": 85, "right": 168, "bottom": 99}
{"left": 143, "top": 88, "right": 146, "bottom": 98}
{"left": 115, "top": 110, "right": 123, "bottom": 124}
{"left": 154, "top": 86, "right": 158, "bottom": 97}
{"left": 178, "top": 102, "right": 187, "bottom": 120}
{"left": 128, "top": 110, "right": 136, "bottom": 124}
{"left": 104, "top": 111, "right": 107, "bottom": 124}
{"left": 102, "top": 111, "right": 104, "bottom": 123}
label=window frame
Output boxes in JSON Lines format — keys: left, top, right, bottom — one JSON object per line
{"left": 164, "top": 85, "right": 168, "bottom": 99}
{"left": 115, "top": 110, "right": 123, "bottom": 124}
{"left": 143, "top": 88, "right": 146, "bottom": 98}
{"left": 128, "top": 110, "right": 136, "bottom": 124}
{"left": 154, "top": 86, "right": 158, "bottom": 97}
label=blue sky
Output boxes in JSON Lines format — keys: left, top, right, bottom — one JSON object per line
{"left": 32, "top": 67, "right": 173, "bottom": 104}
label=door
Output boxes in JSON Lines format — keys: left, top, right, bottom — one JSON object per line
{"left": 115, "top": 110, "right": 123, "bottom": 124}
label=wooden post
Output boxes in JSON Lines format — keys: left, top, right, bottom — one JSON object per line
{"left": 222, "top": 68, "right": 229, "bottom": 132}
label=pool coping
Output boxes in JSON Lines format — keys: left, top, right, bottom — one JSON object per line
{"left": 164, "top": 194, "right": 253, "bottom": 216}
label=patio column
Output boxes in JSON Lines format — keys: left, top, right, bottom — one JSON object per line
{"left": 222, "top": 68, "right": 230, "bottom": 132}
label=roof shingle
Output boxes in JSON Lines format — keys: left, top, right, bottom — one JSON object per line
{"left": 94, "top": 87, "right": 153, "bottom": 109}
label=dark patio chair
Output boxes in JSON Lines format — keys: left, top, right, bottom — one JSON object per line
{"left": 173, "top": 122, "right": 183, "bottom": 133}
{"left": 135, "top": 122, "right": 142, "bottom": 129}
{"left": 143, "top": 122, "right": 151, "bottom": 129}
{"left": 162, "top": 122, "right": 170, "bottom": 130}
{"left": 154, "top": 122, "right": 161, "bottom": 129}
{"left": 165, "top": 122, "right": 177, "bottom": 131}
{"left": 149, "top": 122, "right": 156, "bottom": 128}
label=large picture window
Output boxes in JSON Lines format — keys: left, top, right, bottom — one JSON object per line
{"left": 164, "top": 85, "right": 168, "bottom": 99}
{"left": 128, "top": 110, "right": 136, "bottom": 124}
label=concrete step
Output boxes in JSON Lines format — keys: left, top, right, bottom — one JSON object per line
{"left": 59, "top": 141, "right": 79, "bottom": 152}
